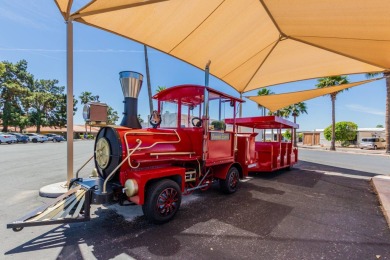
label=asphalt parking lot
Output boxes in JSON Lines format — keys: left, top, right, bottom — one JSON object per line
{"left": 1, "top": 141, "right": 390, "bottom": 259}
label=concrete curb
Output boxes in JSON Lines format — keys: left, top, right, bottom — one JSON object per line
{"left": 299, "top": 146, "right": 389, "bottom": 157}
{"left": 371, "top": 175, "right": 390, "bottom": 229}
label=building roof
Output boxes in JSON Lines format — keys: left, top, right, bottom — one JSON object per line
{"left": 23, "top": 125, "right": 100, "bottom": 133}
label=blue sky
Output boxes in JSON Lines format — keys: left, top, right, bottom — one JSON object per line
{"left": 0, "top": 1, "right": 386, "bottom": 131}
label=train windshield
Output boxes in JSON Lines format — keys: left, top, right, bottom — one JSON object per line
{"left": 153, "top": 84, "right": 244, "bottom": 129}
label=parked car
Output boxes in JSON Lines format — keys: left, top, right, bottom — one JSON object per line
{"left": 359, "top": 137, "right": 386, "bottom": 150}
{"left": 44, "top": 133, "right": 55, "bottom": 141}
{"left": 8, "top": 133, "right": 29, "bottom": 143}
{"left": 45, "top": 133, "right": 66, "bottom": 142}
{"left": 25, "top": 133, "right": 48, "bottom": 143}
{"left": 0, "top": 132, "right": 17, "bottom": 144}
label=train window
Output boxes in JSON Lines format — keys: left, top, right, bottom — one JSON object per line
{"left": 160, "top": 102, "right": 178, "bottom": 128}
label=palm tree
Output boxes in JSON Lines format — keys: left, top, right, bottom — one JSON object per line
{"left": 316, "top": 76, "right": 349, "bottom": 151}
{"left": 144, "top": 45, "right": 153, "bottom": 116}
{"left": 79, "top": 91, "right": 95, "bottom": 105}
{"left": 156, "top": 86, "right": 166, "bottom": 93}
{"left": 268, "top": 109, "right": 290, "bottom": 118}
{"left": 283, "top": 102, "right": 308, "bottom": 147}
{"left": 155, "top": 86, "right": 167, "bottom": 112}
{"left": 257, "top": 88, "right": 273, "bottom": 116}
{"left": 257, "top": 88, "right": 273, "bottom": 140}
{"left": 366, "top": 72, "right": 390, "bottom": 154}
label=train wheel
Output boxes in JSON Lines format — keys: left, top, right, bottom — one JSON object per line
{"left": 142, "top": 179, "right": 181, "bottom": 224}
{"left": 220, "top": 166, "right": 240, "bottom": 194}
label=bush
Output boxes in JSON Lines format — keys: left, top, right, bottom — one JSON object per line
{"left": 324, "top": 121, "right": 358, "bottom": 143}
{"left": 283, "top": 129, "right": 291, "bottom": 140}
{"left": 211, "top": 120, "right": 226, "bottom": 130}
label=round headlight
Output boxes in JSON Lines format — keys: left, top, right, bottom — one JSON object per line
{"left": 83, "top": 104, "right": 90, "bottom": 120}
{"left": 95, "top": 137, "right": 110, "bottom": 169}
{"left": 124, "top": 179, "right": 139, "bottom": 197}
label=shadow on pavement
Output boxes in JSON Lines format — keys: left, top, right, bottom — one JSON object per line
{"left": 5, "top": 161, "right": 390, "bottom": 259}
{"left": 297, "top": 160, "right": 379, "bottom": 178}
{"left": 5, "top": 182, "right": 293, "bottom": 259}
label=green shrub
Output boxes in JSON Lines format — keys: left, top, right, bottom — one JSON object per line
{"left": 211, "top": 120, "right": 226, "bottom": 130}
{"left": 324, "top": 121, "right": 358, "bottom": 142}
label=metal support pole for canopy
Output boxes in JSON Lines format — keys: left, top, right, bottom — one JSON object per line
{"left": 218, "top": 98, "right": 221, "bottom": 121}
{"left": 66, "top": 19, "right": 74, "bottom": 185}
{"left": 239, "top": 92, "right": 243, "bottom": 118}
{"left": 204, "top": 60, "right": 211, "bottom": 117}
{"left": 38, "top": 19, "right": 74, "bottom": 197}
{"left": 203, "top": 61, "right": 211, "bottom": 161}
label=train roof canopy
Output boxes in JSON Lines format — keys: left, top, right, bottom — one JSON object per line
{"left": 152, "top": 84, "right": 244, "bottom": 106}
{"left": 225, "top": 116, "right": 299, "bottom": 129}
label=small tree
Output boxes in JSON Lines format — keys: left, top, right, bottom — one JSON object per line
{"left": 298, "top": 133, "right": 303, "bottom": 142}
{"left": 155, "top": 86, "right": 167, "bottom": 112}
{"left": 283, "top": 129, "right": 292, "bottom": 141}
{"left": 107, "top": 106, "right": 119, "bottom": 125}
{"left": 324, "top": 121, "right": 358, "bottom": 147}
{"left": 211, "top": 120, "right": 226, "bottom": 130}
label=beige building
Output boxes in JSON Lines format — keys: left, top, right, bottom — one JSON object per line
{"left": 299, "top": 128, "right": 385, "bottom": 147}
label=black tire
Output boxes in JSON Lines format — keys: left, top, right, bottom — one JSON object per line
{"left": 219, "top": 166, "right": 240, "bottom": 194}
{"left": 142, "top": 179, "right": 182, "bottom": 224}
{"left": 374, "top": 145, "right": 377, "bottom": 150}
{"left": 32, "top": 139, "right": 38, "bottom": 143}
{"left": 94, "top": 127, "right": 122, "bottom": 179}
{"left": 7, "top": 141, "right": 12, "bottom": 144}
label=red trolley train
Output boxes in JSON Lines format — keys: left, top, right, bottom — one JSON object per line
{"left": 8, "top": 72, "right": 298, "bottom": 231}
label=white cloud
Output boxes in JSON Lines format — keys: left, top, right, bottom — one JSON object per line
{"left": 0, "top": 5, "right": 49, "bottom": 30}
{"left": 345, "top": 104, "right": 385, "bottom": 116}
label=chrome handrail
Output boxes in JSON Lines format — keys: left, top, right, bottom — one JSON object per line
{"left": 75, "top": 155, "right": 94, "bottom": 178}
{"left": 123, "top": 129, "right": 181, "bottom": 168}
{"left": 102, "top": 139, "right": 142, "bottom": 194}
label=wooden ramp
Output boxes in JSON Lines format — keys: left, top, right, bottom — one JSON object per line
{"left": 7, "top": 185, "right": 91, "bottom": 232}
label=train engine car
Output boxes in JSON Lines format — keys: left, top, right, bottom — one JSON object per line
{"left": 91, "top": 72, "right": 246, "bottom": 224}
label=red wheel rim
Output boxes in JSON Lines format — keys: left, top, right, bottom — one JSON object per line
{"left": 229, "top": 170, "right": 239, "bottom": 189}
{"left": 156, "top": 188, "right": 179, "bottom": 216}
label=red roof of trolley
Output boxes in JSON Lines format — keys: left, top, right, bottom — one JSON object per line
{"left": 225, "top": 116, "right": 299, "bottom": 129}
{"left": 153, "top": 84, "right": 245, "bottom": 106}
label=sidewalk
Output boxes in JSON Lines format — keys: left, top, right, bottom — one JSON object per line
{"left": 299, "top": 144, "right": 390, "bottom": 228}
{"left": 299, "top": 144, "right": 388, "bottom": 156}
{"left": 371, "top": 176, "right": 390, "bottom": 228}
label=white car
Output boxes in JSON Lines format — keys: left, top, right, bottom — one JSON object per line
{"left": 0, "top": 132, "right": 17, "bottom": 144}
{"left": 25, "top": 133, "right": 49, "bottom": 143}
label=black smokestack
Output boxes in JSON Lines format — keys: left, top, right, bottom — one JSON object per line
{"left": 119, "top": 71, "right": 143, "bottom": 129}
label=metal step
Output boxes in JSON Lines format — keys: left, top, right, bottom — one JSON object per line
{"left": 185, "top": 169, "right": 197, "bottom": 182}
{"left": 7, "top": 185, "right": 91, "bottom": 232}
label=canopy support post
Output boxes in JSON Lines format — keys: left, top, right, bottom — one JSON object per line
{"left": 202, "top": 61, "right": 211, "bottom": 161}
{"left": 66, "top": 19, "right": 74, "bottom": 186}
{"left": 239, "top": 92, "right": 243, "bottom": 118}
